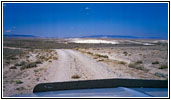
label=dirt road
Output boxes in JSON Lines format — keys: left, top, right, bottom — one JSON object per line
{"left": 49, "top": 49, "right": 118, "bottom": 82}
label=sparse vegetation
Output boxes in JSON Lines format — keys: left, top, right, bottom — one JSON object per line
{"left": 119, "top": 61, "right": 126, "bottom": 65}
{"left": 159, "top": 65, "right": 168, "bottom": 69}
{"left": 97, "top": 59, "right": 104, "bottom": 62}
{"left": 16, "top": 87, "right": 24, "bottom": 91}
{"left": 87, "top": 52, "right": 93, "bottom": 55}
{"left": 52, "top": 57, "right": 57, "bottom": 60}
{"left": 3, "top": 48, "right": 23, "bottom": 60}
{"left": 35, "top": 60, "right": 42, "bottom": 64}
{"left": 34, "top": 69, "right": 39, "bottom": 73}
{"left": 94, "top": 54, "right": 108, "bottom": 58}
{"left": 93, "top": 56, "right": 98, "bottom": 59}
{"left": 16, "top": 80, "right": 23, "bottom": 84}
{"left": 3, "top": 38, "right": 168, "bottom": 97}
{"left": 10, "top": 66, "right": 17, "bottom": 69}
{"left": 26, "top": 55, "right": 30, "bottom": 58}
{"left": 20, "top": 62, "right": 37, "bottom": 70}
{"left": 136, "top": 61, "right": 143, "bottom": 64}
{"left": 152, "top": 61, "right": 159, "bottom": 64}
{"left": 154, "top": 72, "right": 167, "bottom": 78}
{"left": 123, "top": 51, "right": 128, "bottom": 56}
{"left": 4, "top": 38, "right": 120, "bottom": 49}
{"left": 128, "top": 62, "right": 146, "bottom": 71}
{"left": 71, "top": 74, "right": 80, "bottom": 79}
{"left": 15, "top": 61, "right": 26, "bottom": 66}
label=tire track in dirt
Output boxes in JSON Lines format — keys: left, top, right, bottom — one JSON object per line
{"left": 49, "top": 49, "right": 117, "bottom": 82}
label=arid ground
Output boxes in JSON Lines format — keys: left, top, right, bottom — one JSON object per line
{"left": 3, "top": 38, "right": 168, "bottom": 97}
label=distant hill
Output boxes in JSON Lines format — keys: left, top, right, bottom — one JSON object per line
{"left": 81, "top": 35, "right": 139, "bottom": 39}
{"left": 3, "top": 34, "right": 38, "bottom": 38}
{"left": 80, "top": 35, "right": 167, "bottom": 39}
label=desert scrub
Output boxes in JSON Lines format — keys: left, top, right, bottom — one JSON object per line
{"left": 20, "top": 62, "right": 37, "bottom": 70}
{"left": 75, "top": 48, "right": 79, "bottom": 50}
{"left": 16, "top": 87, "right": 24, "bottom": 91}
{"left": 26, "top": 55, "right": 30, "bottom": 58}
{"left": 52, "top": 57, "right": 58, "bottom": 60}
{"left": 119, "top": 61, "right": 126, "bottom": 65}
{"left": 97, "top": 59, "right": 104, "bottom": 62}
{"left": 93, "top": 56, "right": 98, "bottom": 59}
{"left": 39, "top": 56, "right": 46, "bottom": 60}
{"left": 16, "top": 80, "right": 23, "bottom": 84}
{"left": 159, "top": 65, "right": 168, "bottom": 69}
{"left": 3, "top": 48, "right": 23, "bottom": 60}
{"left": 10, "top": 66, "right": 17, "bottom": 69}
{"left": 35, "top": 60, "right": 42, "bottom": 64}
{"left": 136, "top": 61, "right": 143, "bottom": 64}
{"left": 71, "top": 74, "right": 80, "bottom": 79}
{"left": 94, "top": 54, "right": 108, "bottom": 58}
{"left": 128, "top": 62, "right": 146, "bottom": 71}
{"left": 15, "top": 61, "right": 26, "bottom": 66}
{"left": 87, "top": 52, "right": 93, "bottom": 55}
{"left": 154, "top": 72, "right": 167, "bottom": 78}
{"left": 123, "top": 51, "right": 128, "bottom": 56}
{"left": 34, "top": 69, "right": 39, "bottom": 73}
{"left": 152, "top": 61, "right": 159, "bottom": 64}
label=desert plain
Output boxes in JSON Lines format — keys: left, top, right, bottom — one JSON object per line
{"left": 3, "top": 38, "right": 168, "bottom": 97}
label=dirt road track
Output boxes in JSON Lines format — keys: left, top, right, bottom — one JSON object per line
{"left": 49, "top": 49, "right": 117, "bottom": 82}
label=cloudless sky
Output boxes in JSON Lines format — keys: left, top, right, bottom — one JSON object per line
{"left": 3, "top": 3, "right": 168, "bottom": 38}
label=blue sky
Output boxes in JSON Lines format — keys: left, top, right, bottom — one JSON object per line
{"left": 3, "top": 3, "right": 168, "bottom": 38}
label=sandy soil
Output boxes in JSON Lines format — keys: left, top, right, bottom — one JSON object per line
{"left": 76, "top": 45, "right": 168, "bottom": 80}
{"left": 3, "top": 44, "right": 168, "bottom": 97}
{"left": 3, "top": 49, "right": 123, "bottom": 97}
{"left": 50, "top": 49, "right": 120, "bottom": 82}
{"left": 3, "top": 49, "right": 58, "bottom": 97}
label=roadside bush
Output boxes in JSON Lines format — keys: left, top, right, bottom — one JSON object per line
{"left": 71, "top": 74, "right": 80, "bottom": 79}
{"left": 15, "top": 61, "right": 26, "bottom": 66}
{"left": 16, "top": 80, "right": 23, "bottom": 84}
{"left": 128, "top": 62, "right": 145, "bottom": 70}
{"left": 39, "top": 56, "right": 45, "bottom": 60}
{"left": 119, "top": 61, "right": 126, "bottom": 65}
{"left": 26, "top": 55, "right": 30, "bottom": 58}
{"left": 87, "top": 52, "right": 93, "bottom": 55}
{"left": 123, "top": 51, "right": 128, "bottom": 56}
{"left": 154, "top": 72, "right": 167, "bottom": 78}
{"left": 10, "top": 66, "right": 17, "bottom": 69}
{"left": 152, "top": 61, "right": 159, "bottom": 64}
{"left": 95, "top": 54, "right": 108, "bottom": 58}
{"left": 20, "top": 62, "right": 37, "bottom": 70}
{"left": 159, "top": 65, "right": 168, "bottom": 69}
{"left": 93, "top": 56, "right": 98, "bottom": 59}
{"left": 52, "top": 57, "right": 58, "bottom": 60}
{"left": 35, "top": 60, "right": 42, "bottom": 64}
{"left": 98, "top": 59, "right": 104, "bottom": 62}
{"left": 136, "top": 61, "right": 143, "bottom": 64}
{"left": 14, "top": 63, "right": 20, "bottom": 66}
{"left": 16, "top": 87, "right": 24, "bottom": 91}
